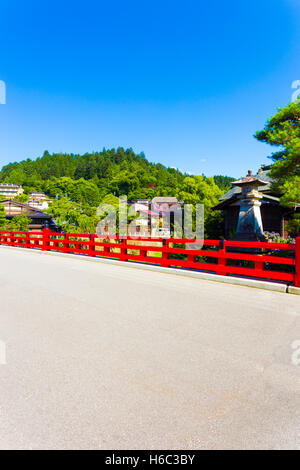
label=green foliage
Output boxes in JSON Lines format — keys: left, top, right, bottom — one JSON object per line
{"left": 264, "top": 231, "right": 296, "bottom": 244}
{"left": 255, "top": 101, "right": 300, "bottom": 235}
{"left": 279, "top": 176, "right": 300, "bottom": 207}
{"left": 175, "top": 176, "right": 224, "bottom": 239}
{"left": 213, "top": 175, "right": 235, "bottom": 191}
{"left": 254, "top": 102, "right": 300, "bottom": 191}
{"left": 0, "top": 148, "right": 231, "bottom": 237}
{"left": 0, "top": 203, "right": 7, "bottom": 229}
{"left": 0, "top": 204, "right": 30, "bottom": 231}
{"left": 178, "top": 175, "right": 223, "bottom": 210}
{"left": 46, "top": 197, "right": 100, "bottom": 233}
{"left": 0, "top": 148, "right": 228, "bottom": 200}
{"left": 9, "top": 215, "right": 30, "bottom": 231}
{"left": 279, "top": 177, "right": 300, "bottom": 236}
{"left": 286, "top": 213, "right": 300, "bottom": 238}
{"left": 204, "top": 212, "right": 225, "bottom": 240}
{"left": 44, "top": 177, "right": 100, "bottom": 206}
{"left": 99, "top": 193, "right": 120, "bottom": 207}
{"left": 14, "top": 194, "right": 29, "bottom": 203}
{"left": 4, "top": 168, "right": 27, "bottom": 186}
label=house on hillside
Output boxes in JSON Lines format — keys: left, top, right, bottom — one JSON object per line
{"left": 28, "top": 192, "right": 49, "bottom": 201}
{"left": 130, "top": 197, "right": 183, "bottom": 237}
{"left": 151, "top": 197, "right": 182, "bottom": 211}
{"left": 0, "top": 183, "right": 24, "bottom": 199}
{"left": 1, "top": 199, "right": 57, "bottom": 231}
{"left": 212, "top": 165, "right": 299, "bottom": 239}
{"left": 27, "top": 192, "right": 53, "bottom": 211}
{"left": 129, "top": 200, "right": 151, "bottom": 235}
{"left": 27, "top": 199, "right": 50, "bottom": 211}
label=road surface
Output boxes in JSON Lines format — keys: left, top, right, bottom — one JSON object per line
{"left": 0, "top": 245, "right": 299, "bottom": 450}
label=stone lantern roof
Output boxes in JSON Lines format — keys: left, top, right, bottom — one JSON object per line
{"left": 232, "top": 170, "right": 268, "bottom": 188}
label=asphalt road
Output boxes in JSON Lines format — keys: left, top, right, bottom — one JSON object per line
{"left": 0, "top": 246, "right": 299, "bottom": 450}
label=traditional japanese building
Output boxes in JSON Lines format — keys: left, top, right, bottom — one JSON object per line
{"left": 28, "top": 192, "right": 49, "bottom": 201}
{"left": 0, "top": 183, "right": 24, "bottom": 199}
{"left": 213, "top": 166, "right": 299, "bottom": 239}
{"left": 1, "top": 199, "right": 57, "bottom": 231}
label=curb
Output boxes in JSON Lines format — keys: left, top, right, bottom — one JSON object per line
{"left": 287, "top": 285, "right": 300, "bottom": 295}
{"left": 0, "top": 244, "right": 294, "bottom": 295}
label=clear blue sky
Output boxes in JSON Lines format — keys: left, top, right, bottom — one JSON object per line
{"left": 0, "top": 0, "right": 299, "bottom": 177}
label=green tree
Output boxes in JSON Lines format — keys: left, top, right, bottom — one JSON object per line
{"left": 14, "top": 194, "right": 29, "bottom": 203}
{"left": 0, "top": 203, "right": 7, "bottom": 229}
{"left": 255, "top": 101, "right": 300, "bottom": 234}
{"left": 46, "top": 197, "right": 100, "bottom": 233}
{"left": 279, "top": 177, "right": 300, "bottom": 236}
{"left": 44, "top": 177, "right": 100, "bottom": 206}
{"left": 177, "top": 175, "right": 224, "bottom": 238}
{"left": 0, "top": 149, "right": 232, "bottom": 238}
{"left": 255, "top": 102, "right": 300, "bottom": 185}
{"left": 5, "top": 168, "right": 26, "bottom": 185}
{"left": 213, "top": 175, "right": 235, "bottom": 190}
{"left": 9, "top": 215, "right": 30, "bottom": 231}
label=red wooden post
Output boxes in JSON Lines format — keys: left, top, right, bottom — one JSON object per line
{"left": 102, "top": 237, "right": 110, "bottom": 257}
{"left": 216, "top": 240, "right": 227, "bottom": 276}
{"left": 295, "top": 237, "right": 300, "bottom": 288}
{"left": 255, "top": 256, "right": 264, "bottom": 273}
{"left": 42, "top": 229, "right": 50, "bottom": 251}
{"left": 187, "top": 253, "right": 195, "bottom": 265}
{"left": 9, "top": 231, "right": 14, "bottom": 246}
{"left": 63, "top": 233, "right": 70, "bottom": 254}
{"left": 25, "top": 231, "right": 30, "bottom": 249}
{"left": 89, "top": 234, "right": 96, "bottom": 257}
{"left": 161, "top": 239, "right": 170, "bottom": 267}
{"left": 120, "top": 236, "right": 128, "bottom": 261}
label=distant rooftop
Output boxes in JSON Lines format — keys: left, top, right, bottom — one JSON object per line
{"left": 152, "top": 197, "right": 179, "bottom": 204}
{"left": 0, "top": 183, "right": 21, "bottom": 188}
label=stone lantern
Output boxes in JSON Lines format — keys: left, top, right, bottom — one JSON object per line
{"left": 232, "top": 170, "right": 268, "bottom": 241}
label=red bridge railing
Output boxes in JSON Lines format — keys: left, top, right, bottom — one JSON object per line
{"left": 0, "top": 230, "right": 299, "bottom": 287}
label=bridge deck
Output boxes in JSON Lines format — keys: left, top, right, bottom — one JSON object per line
{"left": 0, "top": 246, "right": 299, "bottom": 449}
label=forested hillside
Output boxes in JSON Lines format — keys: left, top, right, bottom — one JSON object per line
{"left": 0, "top": 148, "right": 233, "bottom": 236}
{"left": 0, "top": 148, "right": 233, "bottom": 201}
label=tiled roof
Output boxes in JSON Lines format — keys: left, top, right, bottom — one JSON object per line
{"left": 0, "top": 183, "right": 21, "bottom": 188}
{"left": 1, "top": 199, "right": 51, "bottom": 218}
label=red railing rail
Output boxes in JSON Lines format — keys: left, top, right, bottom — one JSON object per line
{"left": 0, "top": 229, "right": 299, "bottom": 287}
